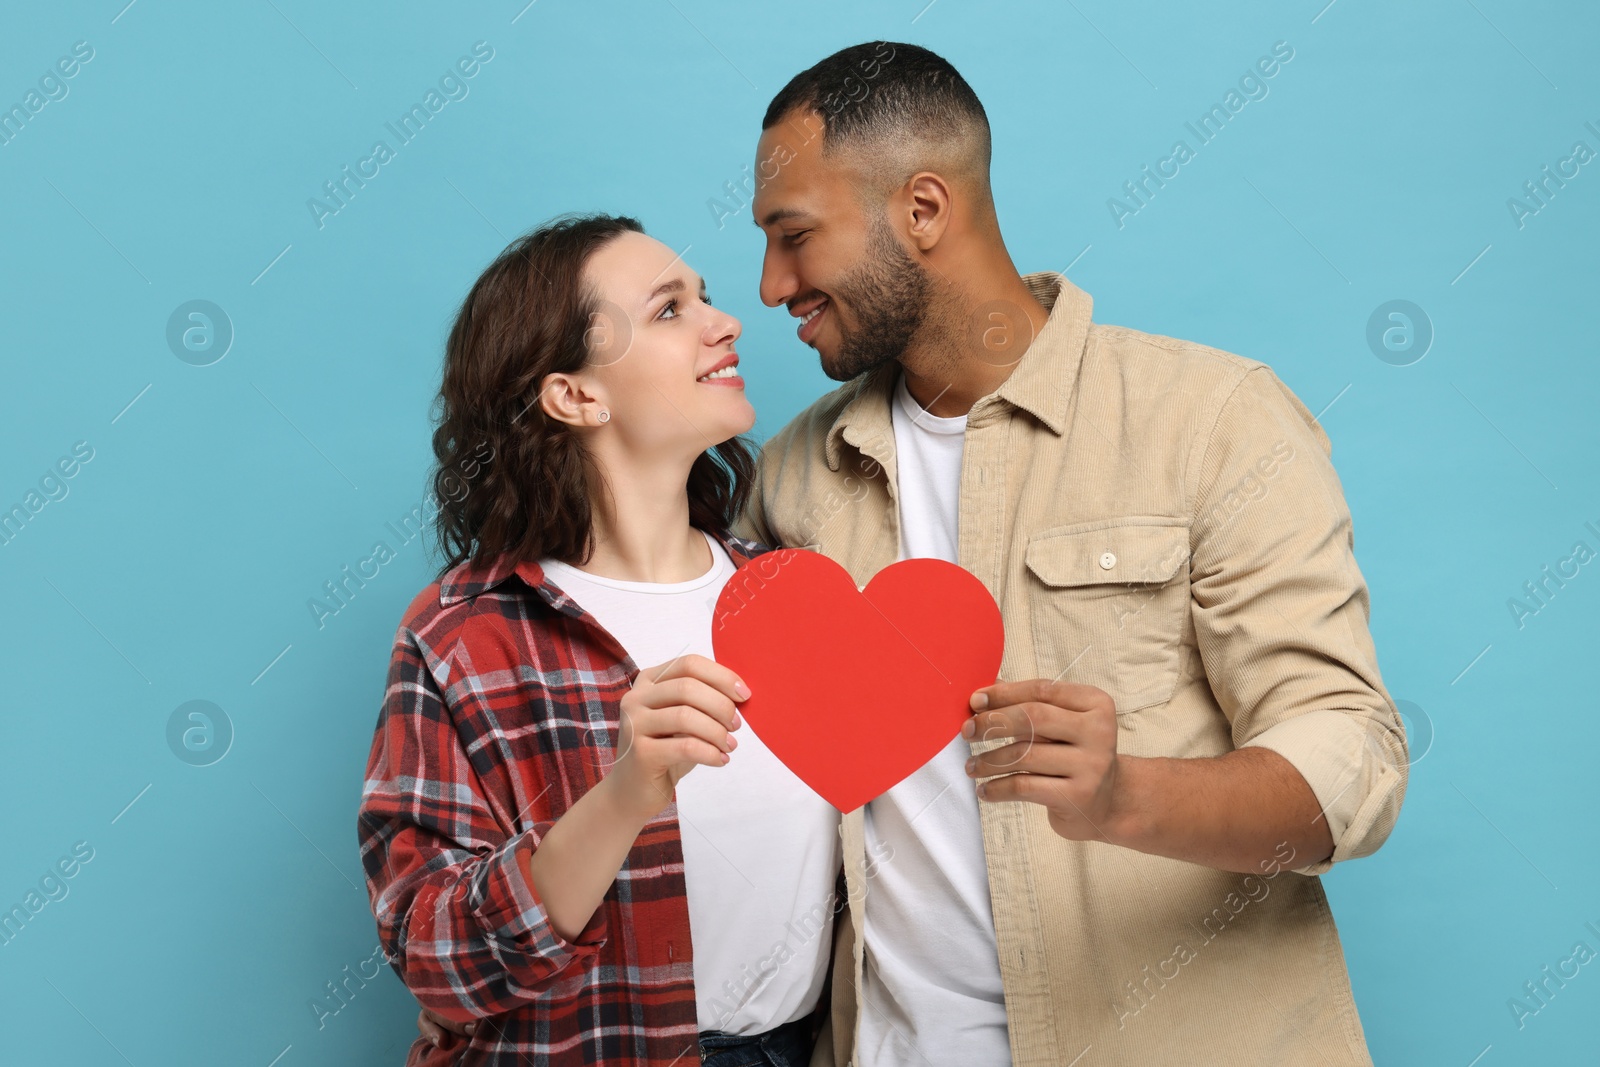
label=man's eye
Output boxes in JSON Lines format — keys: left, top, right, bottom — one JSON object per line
{"left": 784, "top": 230, "right": 810, "bottom": 245}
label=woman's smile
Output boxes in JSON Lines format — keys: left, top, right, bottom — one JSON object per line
{"left": 697, "top": 353, "right": 744, "bottom": 388}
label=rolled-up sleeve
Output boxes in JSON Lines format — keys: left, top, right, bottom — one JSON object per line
{"left": 357, "top": 629, "right": 607, "bottom": 1021}
{"left": 1187, "top": 366, "right": 1408, "bottom": 876}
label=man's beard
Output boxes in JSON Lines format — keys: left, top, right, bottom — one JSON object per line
{"left": 820, "top": 216, "right": 934, "bottom": 383}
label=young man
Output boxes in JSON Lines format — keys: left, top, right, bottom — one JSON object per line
{"left": 737, "top": 41, "right": 1406, "bottom": 1067}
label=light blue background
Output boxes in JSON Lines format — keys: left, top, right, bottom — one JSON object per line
{"left": 2, "top": 1, "right": 1596, "bottom": 1063}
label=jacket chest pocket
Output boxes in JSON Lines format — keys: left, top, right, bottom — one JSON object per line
{"left": 1023, "top": 519, "right": 1191, "bottom": 714}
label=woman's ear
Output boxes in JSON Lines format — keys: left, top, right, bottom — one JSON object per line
{"left": 538, "top": 372, "right": 608, "bottom": 428}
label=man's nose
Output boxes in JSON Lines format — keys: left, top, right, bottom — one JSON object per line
{"left": 759, "top": 245, "right": 797, "bottom": 309}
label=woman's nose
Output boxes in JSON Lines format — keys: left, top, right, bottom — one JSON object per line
{"left": 706, "top": 308, "right": 741, "bottom": 345}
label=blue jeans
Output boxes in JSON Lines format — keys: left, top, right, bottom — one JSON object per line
{"left": 698, "top": 1014, "right": 815, "bottom": 1067}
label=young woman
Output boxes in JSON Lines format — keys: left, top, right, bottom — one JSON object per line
{"left": 357, "top": 215, "right": 842, "bottom": 1067}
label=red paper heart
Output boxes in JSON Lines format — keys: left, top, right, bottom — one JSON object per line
{"left": 712, "top": 549, "right": 1004, "bottom": 812}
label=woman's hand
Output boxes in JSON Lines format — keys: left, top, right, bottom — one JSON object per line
{"left": 608, "top": 653, "right": 750, "bottom": 821}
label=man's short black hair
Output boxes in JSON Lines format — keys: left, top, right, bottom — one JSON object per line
{"left": 762, "top": 42, "right": 991, "bottom": 198}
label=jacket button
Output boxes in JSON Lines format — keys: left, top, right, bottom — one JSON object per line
{"left": 1099, "top": 552, "right": 1117, "bottom": 570}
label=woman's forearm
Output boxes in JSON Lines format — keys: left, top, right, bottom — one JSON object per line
{"left": 523, "top": 773, "right": 656, "bottom": 942}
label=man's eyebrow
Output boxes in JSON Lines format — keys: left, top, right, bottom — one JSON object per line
{"left": 754, "top": 207, "right": 811, "bottom": 229}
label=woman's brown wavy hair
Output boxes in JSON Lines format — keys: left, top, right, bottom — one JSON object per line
{"left": 429, "top": 213, "right": 756, "bottom": 574}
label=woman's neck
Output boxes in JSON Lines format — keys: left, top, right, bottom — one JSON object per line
{"left": 573, "top": 457, "right": 711, "bottom": 583}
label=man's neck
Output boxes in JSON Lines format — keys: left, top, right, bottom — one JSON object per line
{"left": 899, "top": 269, "right": 1051, "bottom": 418}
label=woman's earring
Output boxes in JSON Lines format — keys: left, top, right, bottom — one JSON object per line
{"left": 597, "top": 410, "right": 610, "bottom": 424}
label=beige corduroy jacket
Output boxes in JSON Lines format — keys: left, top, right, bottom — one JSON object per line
{"left": 733, "top": 270, "right": 1407, "bottom": 1067}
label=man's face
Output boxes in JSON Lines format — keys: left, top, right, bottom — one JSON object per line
{"left": 752, "top": 112, "right": 934, "bottom": 382}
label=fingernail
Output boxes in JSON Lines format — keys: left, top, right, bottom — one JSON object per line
{"left": 734, "top": 679, "right": 751, "bottom": 699}
{"left": 721, "top": 751, "right": 731, "bottom": 764}
{"left": 976, "top": 781, "right": 988, "bottom": 800}
{"left": 970, "top": 692, "right": 988, "bottom": 711}
{"left": 465, "top": 1023, "right": 476, "bottom": 1035}
{"left": 965, "top": 757, "right": 977, "bottom": 776}
{"left": 961, "top": 718, "right": 975, "bottom": 739}
{"left": 727, "top": 734, "right": 738, "bottom": 750}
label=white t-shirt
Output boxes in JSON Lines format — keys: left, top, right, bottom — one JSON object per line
{"left": 856, "top": 374, "right": 1011, "bottom": 1066}
{"left": 539, "top": 529, "right": 842, "bottom": 1036}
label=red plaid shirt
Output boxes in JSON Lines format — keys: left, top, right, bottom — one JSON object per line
{"left": 358, "top": 529, "right": 769, "bottom": 1065}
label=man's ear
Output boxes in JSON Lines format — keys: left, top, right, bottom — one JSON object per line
{"left": 538, "top": 372, "right": 607, "bottom": 429}
{"left": 904, "top": 171, "right": 953, "bottom": 252}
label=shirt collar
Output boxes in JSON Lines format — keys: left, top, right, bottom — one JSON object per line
{"left": 822, "top": 270, "right": 1094, "bottom": 471}
{"left": 437, "top": 528, "right": 766, "bottom": 609}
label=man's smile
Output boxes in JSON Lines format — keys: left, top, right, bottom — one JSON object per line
{"left": 792, "top": 297, "right": 829, "bottom": 345}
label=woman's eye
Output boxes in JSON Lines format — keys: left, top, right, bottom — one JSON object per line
{"left": 657, "top": 292, "right": 710, "bottom": 319}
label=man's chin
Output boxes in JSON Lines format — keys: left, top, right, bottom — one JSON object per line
{"left": 819, "top": 354, "right": 849, "bottom": 383}
{"left": 813, "top": 340, "right": 842, "bottom": 380}
{"left": 815, "top": 337, "right": 854, "bottom": 382}
{"left": 821, "top": 346, "right": 892, "bottom": 384}
{"left": 820, "top": 357, "right": 860, "bottom": 384}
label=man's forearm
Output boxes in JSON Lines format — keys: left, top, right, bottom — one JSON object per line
{"left": 1102, "top": 746, "right": 1334, "bottom": 874}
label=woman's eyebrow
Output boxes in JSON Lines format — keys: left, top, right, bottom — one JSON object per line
{"left": 644, "top": 277, "right": 684, "bottom": 307}
{"left": 642, "top": 274, "right": 709, "bottom": 309}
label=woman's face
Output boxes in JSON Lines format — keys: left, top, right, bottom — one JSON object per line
{"left": 576, "top": 231, "right": 755, "bottom": 455}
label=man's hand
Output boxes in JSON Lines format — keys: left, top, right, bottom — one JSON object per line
{"left": 416, "top": 1006, "right": 473, "bottom": 1049}
{"left": 962, "top": 679, "right": 1126, "bottom": 843}
{"left": 964, "top": 679, "right": 1339, "bottom": 874}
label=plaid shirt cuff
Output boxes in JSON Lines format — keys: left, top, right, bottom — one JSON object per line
{"left": 470, "top": 823, "right": 609, "bottom": 974}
